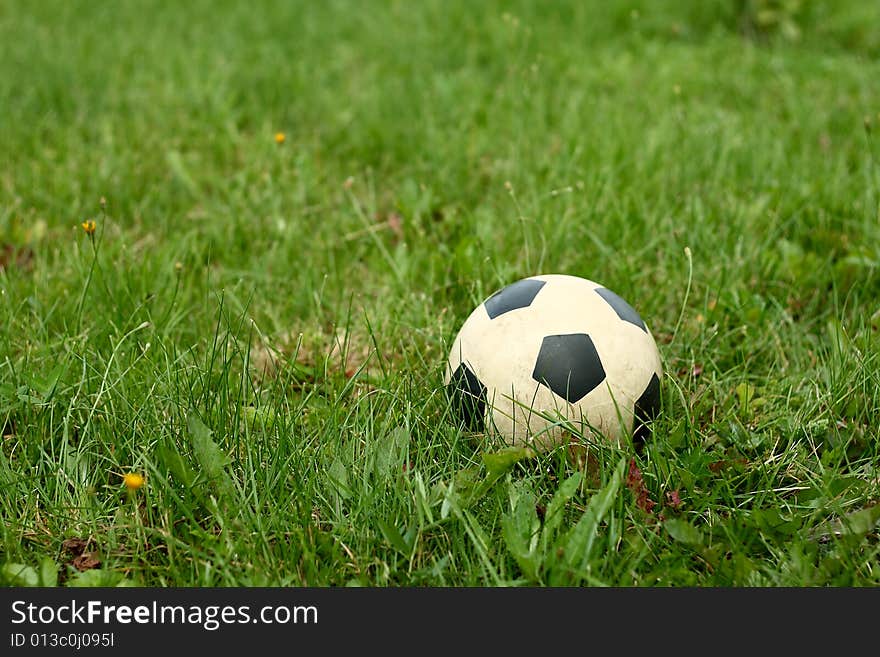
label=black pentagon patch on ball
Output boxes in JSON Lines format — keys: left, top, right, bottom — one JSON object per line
{"left": 595, "top": 288, "right": 647, "bottom": 333}
{"left": 484, "top": 279, "right": 546, "bottom": 319}
{"left": 632, "top": 373, "right": 661, "bottom": 444}
{"left": 531, "top": 334, "right": 606, "bottom": 403}
{"left": 447, "top": 363, "right": 487, "bottom": 432}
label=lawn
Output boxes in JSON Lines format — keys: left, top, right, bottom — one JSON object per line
{"left": 1, "top": 0, "right": 879, "bottom": 586}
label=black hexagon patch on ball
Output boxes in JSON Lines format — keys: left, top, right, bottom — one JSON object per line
{"left": 632, "top": 373, "right": 661, "bottom": 444}
{"left": 484, "top": 279, "right": 546, "bottom": 319}
{"left": 532, "top": 333, "right": 606, "bottom": 403}
{"left": 447, "top": 363, "right": 487, "bottom": 431}
{"left": 595, "top": 288, "right": 647, "bottom": 332}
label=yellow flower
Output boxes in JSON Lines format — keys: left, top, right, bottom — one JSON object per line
{"left": 81, "top": 220, "right": 96, "bottom": 235}
{"left": 274, "top": 132, "right": 286, "bottom": 144}
{"left": 123, "top": 473, "right": 145, "bottom": 491}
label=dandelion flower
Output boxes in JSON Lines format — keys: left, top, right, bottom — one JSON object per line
{"left": 274, "top": 132, "right": 286, "bottom": 144}
{"left": 123, "top": 473, "right": 145, "bottom": 491}
{"left": 81, "top": 220, "right": 96, "bottom": 235}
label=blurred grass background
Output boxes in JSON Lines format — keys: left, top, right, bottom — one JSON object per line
{"left": 1, "top": 0, "right": 878, "bottom": 586}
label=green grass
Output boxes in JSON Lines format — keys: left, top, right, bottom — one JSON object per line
{"left": 1, "top": 0, "right": 879, "bottom": 586}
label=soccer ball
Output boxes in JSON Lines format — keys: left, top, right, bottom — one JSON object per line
{"left": 445, "top": 274, "right": 663, "bottom": 451}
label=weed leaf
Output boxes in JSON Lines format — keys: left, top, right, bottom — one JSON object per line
{"left": 542, "top": 472, "right": 584, "bottom": 542}
{"left": 563, "top": 457, "right": 626, "bottom": 572}
{"left": 188, "top": 414, "right": 230, "bottom": 478}
{"left": 482, "top": 446, "right": 536, "bottom": 477}
{"left": 328, "top": 459, "right": 351, "bottom": 500}
{"left": 156, "top": 440, "right": 196, "bottom": 488}
{"left": 664, "top": 518, "right": 704, "bottom": 545}
{"left": 373, "top": 426, "right": 410, "bottom": 480}
{"left": 67, "top": 569, "right": 134, "bottom": 587}
{"left": 501, "top": 484, "right": 540, "bottom": 581}
{"left": 377, "top": 519, "right": 413, "bottom": 555}
{"left": 1, "top": 563, "right": 38, "bottom": 586}
{"left": 811, "top": 504, "right": 880, "bottom": 541}
{"left": 39, "top": 557, "right": 58, "bottom": 587}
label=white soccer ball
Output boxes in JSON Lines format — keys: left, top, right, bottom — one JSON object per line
{"left": 445, "top": 274, "right": 663, "bottom": 452}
